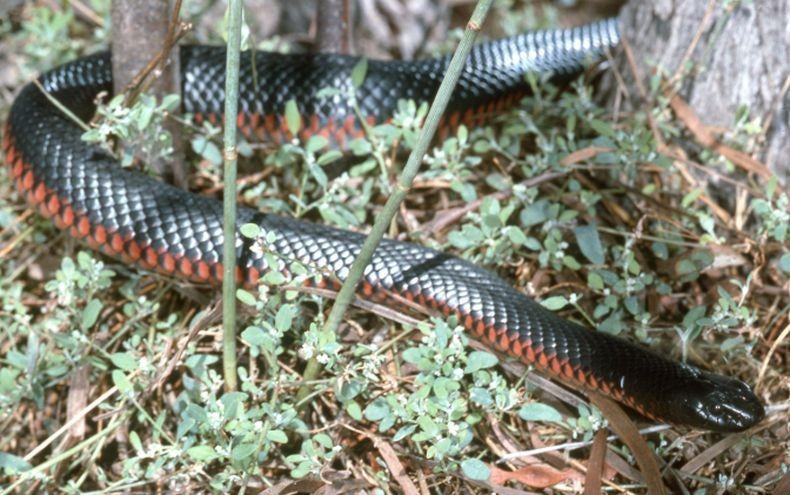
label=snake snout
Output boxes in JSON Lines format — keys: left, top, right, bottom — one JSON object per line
{"left": 672, "top": 370, "right": 765, "bottom": 432}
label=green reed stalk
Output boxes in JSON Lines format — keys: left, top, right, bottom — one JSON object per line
{"left": 296, "top": 0, "right": 495, "bottom": 405}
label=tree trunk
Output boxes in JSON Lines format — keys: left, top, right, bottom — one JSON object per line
{"left": 611, "top": 0, "right": 788, "bottom": 182}
{"left": 316, "top": 0, "right": 351, "bottom": 53}
{"left": 111, "top": 0, "right": 185, "bottom": 186}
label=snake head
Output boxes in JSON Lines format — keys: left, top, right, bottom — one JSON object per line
{"left": 664, "top": 366, "right": 765, "bottom": 432}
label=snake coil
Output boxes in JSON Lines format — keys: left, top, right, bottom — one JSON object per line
{"left": 3, "top": 18, "right": 765, "bottom": 431}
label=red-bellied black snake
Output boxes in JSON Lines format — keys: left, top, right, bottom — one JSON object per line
{"left": 2, "top": 18, "right": 765, "bottom": 431}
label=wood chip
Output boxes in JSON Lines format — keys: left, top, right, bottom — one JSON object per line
{"left": 65, "top": 365, "right": 90, "bottom": 441}
{"left": 559, "top": 146, "right": 613, "bottom": 167}
{"left": 489, "top": 462, "right": 581, "bottom": 489}
{"left": 583, "top": 429, "right": 608, "bottom": 495}
{"left": 261, "top": 478, "right": 326, "bottom": 495}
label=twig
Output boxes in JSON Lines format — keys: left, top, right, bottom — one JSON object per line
{"left": 756, "top": 322, "right": 789, "bottom": 390}
{"left": 69, "top": 0, "right": 105, "bottom": 27}
{"left": 32, "top": 79, "right": 91, "bottom": 133}
{"left": 24, "top": 386, "right": 119, "bottom": 461}
{"left": 121, "top": 21, "right": 191, "bottom": 107}
{"left": 497, "top": 425, "right": 670, "bottom": 462}
{"left": 667, "top": 0, "right": 717, "bottom": 87}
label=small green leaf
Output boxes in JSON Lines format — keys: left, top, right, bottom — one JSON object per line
{"left": 220, "top": 392, "right": 245, "bottom": 419}
{"left": 683, "top": 305, "right": 707, "bottom": 328}
{"left": 137, "top": 104, "right": 154, "bottom": 130}
{"left": 236, "top": 289, "right": 257, "bottom": 306}
{"left": 681, "top": 189, "right": 703, "bottom": 208}
{"left": 264, "top": 271, "right": 286, "bottom": 285}
{"left": 599, "top": 312, "right": 623, "bottom": 335}
{"left": 779, "top": 253, "right": 790, "bottom": 273}
{"left": 523, "top": 236, "right": 542, "bottom": 251}
{"left": 765, "top": 175, "right": 777, "bottom": 199}
{"left": 187, "top": 445, "right": 218, "bottom": 462}
{"left": 393, "top": 424, "right": 416, "bottom": 442}
{"left": 0, "top": 452, "right": 32, "bottom": 474}
{"left": 470, "top": 387, "right": 493, "bottom": 406}
{"left": 314, "top": 433, "right": 333, "bottom": 449}
{"left": 774, "top": 223, "right": 787, "bottom": 243}
{"left": 267, "top": 430, "right": 288, "bottom": 444}
{"left": 364, "top": 398, "right": 390, "bottom": 421}
{"left": 338, "top": 380, "right": 363, "bottom": 401}
{"left": 465, "top": 351, "right": 499, "bottom": 373}
{"left": 624, "top": 296, "right": 640, "bottom": 315}
{"left": 129, "top": 430, "right": 143, "bottom": 453}
{"left": 506, "top": 227, "right": 528, "bottom": 246}
{"left": 563, "top": 255, "right": 582, "bottom": 270}
{"left": 518, "top": 403, "right": 563, "bottom": 423}
{"left": 316, "top": 150, "right": 343, "bottom": 166}
{"left": 676, "top": 259, "right": 696, "bottom": 275}
{"left": 351, "top": 58, "right": 368, "bottom": 88}
{"left": 240, "top": 223, "right": 260, "bottom": 239}
{"left": 305, "top": 135, "right": 328, "bottom": 154}
{"left": 457, "top": 124, "right": 468, "bottom": 143}
{"left": 447, "top": 231, "right": 473, "bottom": 249}
{"left": 348, "top": 139, "right": 372, "bottom": 156}
{"left": 183, "top": 403, "right": 209, "bottom": 422}
{"left": 721, "top": 336, "right": 745, "bottom": 352}
{"left": 651, "top": 241, "right": 669, "bottom": 260}
{"left": 432, "top": 377, "right": 453, "bottom": 399}
{"left": 460, "top": 458, "right": 490, "bottom": 480}
{"left": 520, "top": 199, "right": 551, "bottom": 226}
{"left": 574, "top": 224, "right": 605, "bottom": 265}
{"left": 291, "top": 463, "right": 311, "bottom": 478}
{"left": 274, "top": 305, "right": 294, "bottom": 332}
{"left": 191, "top": 136, "right": 222, "bottom": 165}
{"left": 162, "top": 93, "right": 181, "bottom": 111}
{"left": 109, "top": 352, "right": 138, "bottom": 371}
{"left": 112, "top": 370, "right": 133, "bottom": 395}
{"left": 401, "top": 347, "right": 424, "bottom": 365}
{"left": 417, "top": 416, "right": 439, "bottom": 436}
{"left": 541, "top": 296, "right": 568, "bottom": 311}
{"left": 241, "top": 326, "right": 267, "bottom": 346}
{"left": 587, "top": 272, "right": 604, "bottom": 290}
{"left": 231, "top": 443, "right": 257, "bottom": 461}
{"left": 285, "top": 99, "right": 301, "bottom": 136}
{"left": 589, "top": 119, "right": 614, "bottom": 137}
{"left": 345, "top": 401, "right": 363, "bottom": 421}
{"left": 309, "top": 163, "right": 328, "bottom": 188}
{"left": 81, "top": 298, "right": 102, "bottom": 330}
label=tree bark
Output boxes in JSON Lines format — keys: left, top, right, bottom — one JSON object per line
{"left": 610, "top": 0, "right": 788, "bottom": 182}
{"left": 316, "top": 0, "right": 351, "bottom": 53}
{"left": 111, "top": 0, "right": 185, "bottom": 186}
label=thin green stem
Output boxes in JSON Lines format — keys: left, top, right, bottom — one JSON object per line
{"left": 222, "top": 0, "right": 244, "bottom": 392}
{"left": 296, "top": 0, "right": 494, "bottom": 405}
{"left": 32, "top": 79, "right": 91, "bottom": 133}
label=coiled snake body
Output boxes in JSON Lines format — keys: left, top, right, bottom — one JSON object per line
{"left": 3, "top": 18, "right": 765, "bottom": 431}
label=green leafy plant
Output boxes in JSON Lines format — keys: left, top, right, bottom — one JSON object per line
{"left": 82, "top": 93, "right": 181, "bottom": 168}
{"left": 363, "top": 318, "right": 519, "bottom": 468}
